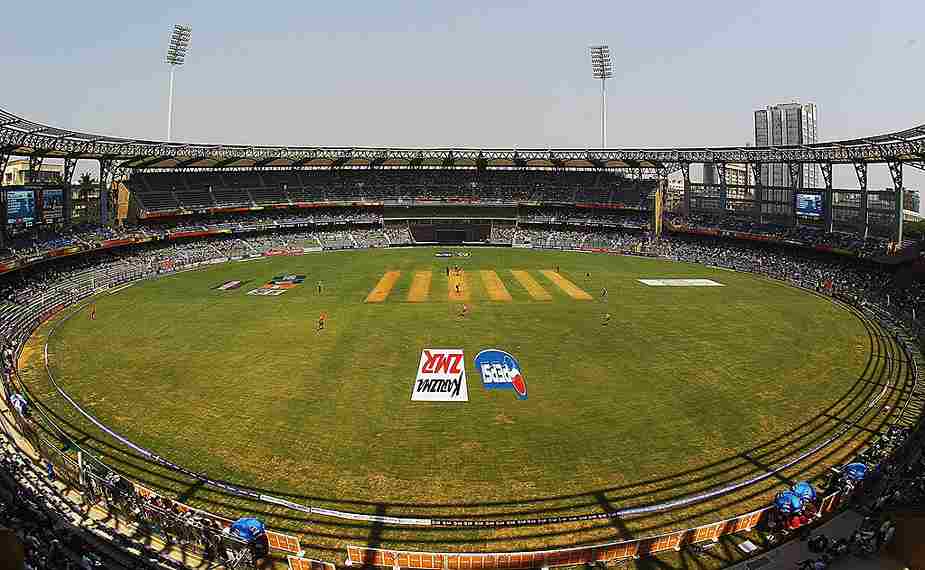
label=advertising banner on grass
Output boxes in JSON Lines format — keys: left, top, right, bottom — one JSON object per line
{"left": 475, "top": 349, "right": 528, "bottom": 400}
{"left": 411, "top": 349, "right": 468, "bottom": 402}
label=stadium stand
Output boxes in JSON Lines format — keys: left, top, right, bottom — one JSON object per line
{"left": 249, "top": 185, "right": 289, "bottom": 205}
{"left": 316, "top": 230, "right": 355, "bottom": 249}
{"left": 383, "top": 223, "right": 413, "bottom": 245}
{"left": 174, "top": 188, "right": 215, "bottom": 209}
{"left": 0, "top": 216, "right": 911, "bottom": 324}
{"left": 0, "top": 200, "right": 901, "bottom": 283}
{"left": 1, "top": 224, "right": 924, "bottom": 570}
{"left": 107, "top": 166, "right": 908, "bottom": 265}
{"left": 351, "top": 228, "right": 389, "bottom": 248}
{"left": 210, "top": 186, "right": 253, "bottom": 207}
{"left": 126, "top": 170, "right": 658, "bottom": 213}
{"left": 133, "top": 191, "right": 180, "bottom": 213}
{"left": 670, "top": 214, "right": 892, "bottom": 257}
{"left": 489, "top": 222, "right": 515, "bottom": 244}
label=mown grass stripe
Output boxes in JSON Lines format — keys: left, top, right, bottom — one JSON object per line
{"left": 541, "top": 270, "right": 593, "bottom": 300}
{"left": 510, "top": 270, "right": 551, "bottom": 300}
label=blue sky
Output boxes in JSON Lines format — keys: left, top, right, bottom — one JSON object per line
{"left": 1, "top": 0, "right": 921, "bottom": 190}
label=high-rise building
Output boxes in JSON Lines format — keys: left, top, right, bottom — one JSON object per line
{"left": 702, "top": 163, "right": 752, "bottom": 205}
{"left": 754, "top": 102, "right": 818, "bottom": 188}
{"left": 702, "top": 163, "right": 749, "bottom": 186}
{"left": 1, "top": 159, "right": 64, "bottom": 186}
{"left": 666, "top": 171, "right": 685, "bottom": 210}
{"left": 903, "top": 188, "right": 920, "bottom": 213}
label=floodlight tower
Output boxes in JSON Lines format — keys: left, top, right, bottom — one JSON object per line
{"left": 589, "top": 45, "right": 613, "bottom": 148}
{"left": 165, "top": 25, "right": 192, "bottom": 142}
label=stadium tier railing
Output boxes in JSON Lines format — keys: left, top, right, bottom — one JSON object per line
{"left": 344, "top": 502, "right": 770, "bottom": 569}
{"left": 1, "top": 246, "right": 922, "bottom": 569}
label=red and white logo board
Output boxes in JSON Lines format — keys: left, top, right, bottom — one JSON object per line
{"left": 411, "top": 349, "right": 469, "bottom": 402}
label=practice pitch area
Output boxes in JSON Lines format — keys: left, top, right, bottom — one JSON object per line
{"left": 365, "top": 267, "right": 593, "bottom": 302}
{"left": 19, "top": 247, "right": 905, "bottom": 556}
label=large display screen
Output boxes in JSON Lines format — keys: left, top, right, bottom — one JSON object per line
{"left": 42, "top": 189, "right": 64, "bottom": 222}
{"left": 6, "top": 189, "right": 36, "bottom": 228}
{"left": 796, "top": 193, "right": 823, "bottom": 218}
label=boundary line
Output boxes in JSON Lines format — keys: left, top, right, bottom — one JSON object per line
{"left": 27, "top": 260, "right": 914, "bottom": 528}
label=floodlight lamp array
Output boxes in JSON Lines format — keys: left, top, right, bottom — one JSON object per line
{"left": 589, "top": 45, "right": 612, "bottom": 80}
{"left": 165, "top": 25, "right": 192, "bottom": 66}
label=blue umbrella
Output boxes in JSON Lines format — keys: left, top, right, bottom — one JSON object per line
{"left": 230, "top": 517, "right": 266, "bottom": 542}
{"left": 843, "top": 463, "right": 868, "bottom": 482}
{"left": 791, "top": 481, "right": 817, "bottom": 503}
{"left": 10, "top": 393, "right": 27, "bottom": 415}
{"left": 774, "top": 491, "right": 803, "bottom": 515}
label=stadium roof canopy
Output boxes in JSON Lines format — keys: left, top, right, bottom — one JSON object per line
{"left": 1, "top": 107, "right": 924, "bottom": 171}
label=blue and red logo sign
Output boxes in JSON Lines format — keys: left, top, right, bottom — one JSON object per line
{"left": 474, "top": 349, "right": 527, "bottom": 400}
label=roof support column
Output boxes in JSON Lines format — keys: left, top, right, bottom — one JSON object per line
{"left": 99, "top": 159, "right": 113, "bottom": 226}
{"left": 28, "top": 156, "right": 44, "bottom": 184}
{"left": 820, "top": 162, "right": 833, "bottom": 233}
{"left": 655, "top": 167, "right": 668, "bottom": 239}
{"left": 788, "top": 163, "right": 802, "bottom": 226}
{"left": 680, "top": 162, "right": 691, "bottom": 215}
{"left": 889, "top": 161, "right": 904, "bottom": 244}
{"left": 749, "top": 162, "right": 762, "bottom": 222}
{"left": 292, "top": 168, "right": 306, "bottom": 200}
{"left": 854, "top": 162, "right": 868, "bottom": 239}
{"left": 0, "top": 153, "right": 9, "bottom": 185}
{"left": 63, "top": 158, "right": 77, "bottom": 226}
{"left": 715, "top": 163, "right": 727, "bottom": 214}
{"left": 113, "top": 166, "right": 130, "bottom": 227}
{"left": 0, "top": 153, "right": 7, "bottom": 248}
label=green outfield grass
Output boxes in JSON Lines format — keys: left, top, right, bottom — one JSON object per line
{"left": 37, "top": 247, "right": 869, "bottom": 507}
{"left": 19, "top": 245, "right": 908, "bottom": 563}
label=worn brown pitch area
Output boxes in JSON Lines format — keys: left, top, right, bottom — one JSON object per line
{"left": 480, "top": 270, "right": 512, "bottom": 301}
{"left": 510, "top": 270, "right": 551, "bottom": 300}
{"left": 448, "top": 270, "right": 470, "bottom": 301}
{"left": 365, "top": 271, "right": 401, "bottom": 303}
{"left": 407, "top": 271, "right": 432, "bottom": 302}
{"left": 541, "top": 270, "right": 593, "bottom": 300}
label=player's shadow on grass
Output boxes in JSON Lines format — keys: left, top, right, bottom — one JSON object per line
{"left": 178, "top": 479, "right": 206, "bottom": 504}
{"left": 361, "top": 505, "right": 387, "bottom": 569}
{"left": 594, "top": 490, "right": 634, "bottom": 539}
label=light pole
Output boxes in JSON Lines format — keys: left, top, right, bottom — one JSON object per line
{"left": 589, "top": 45, "right": 613, "bottom": 148}
{"left": 165, "top": 25, "right": 192, "bottom": 142}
